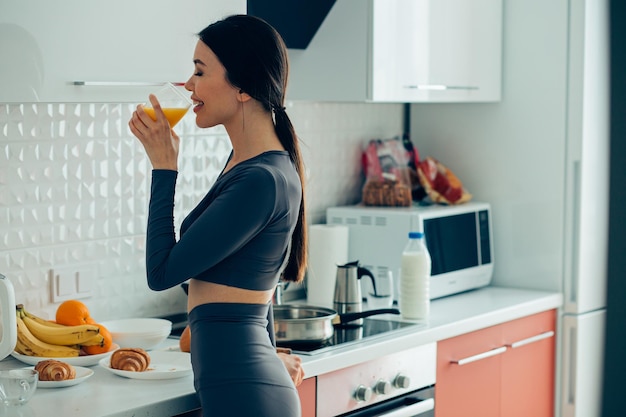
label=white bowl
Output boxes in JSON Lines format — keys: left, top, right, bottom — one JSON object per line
{"left": 100, "top": 318, "right": 172, "bottom": 350}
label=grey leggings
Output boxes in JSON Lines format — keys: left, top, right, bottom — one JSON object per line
{"left": 189, "top": 302, "right": 301, "bottom": 417}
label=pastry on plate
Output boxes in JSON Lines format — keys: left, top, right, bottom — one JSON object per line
{"left": 110, "top": 348, "right": 151, "bottom": 372}
{"left": 34, "top": 359, "right": 76, "bottom": 381}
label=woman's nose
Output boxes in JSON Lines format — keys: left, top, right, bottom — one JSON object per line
{"left": 184, "top": 77, "right": 193, "bottom": 92}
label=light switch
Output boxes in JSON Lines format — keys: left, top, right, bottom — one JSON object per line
{"left": 77, "top": 267, "right": 95, "bottom": 295}
{"left": 50, "top": 268, "right": 75, "bottom": 302}
{"left": 50, "top": 265, "right": 96, "bottom": 302}
{"left": 57, "top": 271, "right": 75, "bottom": 297}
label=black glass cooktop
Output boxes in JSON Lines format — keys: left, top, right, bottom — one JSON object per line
{"left": 277, "top": 318, "right": 421, "bottom": 356}
{"left": 163, "top": 312, "right": 422, "bottom": 356}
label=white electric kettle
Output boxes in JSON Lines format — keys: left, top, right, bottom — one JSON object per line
{"left": 0, "top": 273, "right": 17, "bottom": 361}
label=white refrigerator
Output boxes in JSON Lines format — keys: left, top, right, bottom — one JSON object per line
{"left": 408, "top": 1, "right": 610, "bottom": 416}
{"left": 559, "top": 0, "right": 609, "bottom": 416}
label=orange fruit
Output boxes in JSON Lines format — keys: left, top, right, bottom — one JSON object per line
{"left": 83, "top": 324, "right": 113, "bottom": 355}
{"left": 179, "top": 325, "right": 191, "bottom": 353}
{"left": 56, "top": 300, "right": 93, "bottom": 326}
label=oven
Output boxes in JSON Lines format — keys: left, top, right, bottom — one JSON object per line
{"left": 339, "top": 386, "right": 434, "bottom": 417}
{"left": 316, "top": 343, "right": 436, "bottom": 417}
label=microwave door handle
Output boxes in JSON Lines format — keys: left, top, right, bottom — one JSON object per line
{"left": 373, "top": 398, "right": 434, "bottom": 417}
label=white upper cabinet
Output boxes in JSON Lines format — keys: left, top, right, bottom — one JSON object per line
{"left": 286, "top": 0, "right": 502, "bottom": 103}
{"left": 0, "top": 0, "right": 245, "bottom": 103}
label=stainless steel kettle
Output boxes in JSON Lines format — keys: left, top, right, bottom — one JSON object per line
{"left": 333, "top": 261, "right": 377, "bottom": 325}
{"left": 0, "top": 273, "right": 17, "bottom": 361}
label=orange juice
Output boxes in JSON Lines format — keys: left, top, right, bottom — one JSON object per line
{"left": 143, "top": 107, "right": 189, "bottom": 127}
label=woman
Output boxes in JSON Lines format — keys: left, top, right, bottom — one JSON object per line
{"left": 129, "top": 15, "right": 306, "bottom": 417}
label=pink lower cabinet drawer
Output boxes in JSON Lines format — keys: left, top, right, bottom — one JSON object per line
{"left": 436, "top": 309, "right": 556, "bottom": 417}
{"left": 298, "top": 377, "right": 316, "bottom": 417}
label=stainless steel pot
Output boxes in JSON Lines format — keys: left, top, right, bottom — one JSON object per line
{"left": 273, "top": 304, "right": 399, "bottom": 345}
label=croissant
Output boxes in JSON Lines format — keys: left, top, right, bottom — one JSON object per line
{"left": 34, "top": 359, "right": 76, "bottom": 381}
{"left": 110, "top": 348, "right": 151, "bottom": 372}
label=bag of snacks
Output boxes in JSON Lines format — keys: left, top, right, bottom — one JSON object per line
{"left": 416, "top": 156, "right": 472, "bottom": 205}
{"left": 361, "top": 136, "right": 419, "bottom": 207}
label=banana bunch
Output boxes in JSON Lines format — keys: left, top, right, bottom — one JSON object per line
{"left": 15, "top": 304, "right": 104, "bottom": 358}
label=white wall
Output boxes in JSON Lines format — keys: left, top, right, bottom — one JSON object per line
{"left": 410, "top": 0, "right": 568, "bottom": 292}
{"left": 0, "top": 101, "right": 403, "bottom": 320}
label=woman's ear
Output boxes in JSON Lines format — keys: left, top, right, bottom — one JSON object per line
{"left": 237, "top": 89, "right": 252, "bottom": 103}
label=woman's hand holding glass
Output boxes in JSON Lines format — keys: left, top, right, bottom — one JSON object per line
{"left": 129, "top": 83, "right": 191, "bottom": 170}
{"left": 142, "top": 83, "right": 192, "bottom": 127}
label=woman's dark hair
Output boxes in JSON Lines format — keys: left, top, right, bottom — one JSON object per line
{"left": 198, "top": 15, "right": 307, "bottom": 283}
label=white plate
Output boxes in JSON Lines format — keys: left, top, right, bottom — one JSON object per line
{"left": 99, "top": 350, "right": 192, "bottom": 380}
{"left": 24, "top": 366, "right": 94, "bottom": 388}
{"left": 11, "top": 344, "right": 120, "bottom": 367}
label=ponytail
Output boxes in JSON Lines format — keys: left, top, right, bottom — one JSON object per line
{"left": 274, "top": 110, "right": 307, "bottom": 284}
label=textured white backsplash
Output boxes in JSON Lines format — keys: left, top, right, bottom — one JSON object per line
{"left": 0, "top": 101, "right": 402, "bottom": 320}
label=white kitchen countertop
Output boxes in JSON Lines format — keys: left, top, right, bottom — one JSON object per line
{"left": 299, "top": 285, "right": 563, "bottom": 376}
{"left": 0, "top": 286, "right": 562, "bottom": 417}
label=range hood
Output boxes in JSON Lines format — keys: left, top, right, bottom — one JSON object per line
{"left": 247, "top": 0, "right": 336, "bottom": 49}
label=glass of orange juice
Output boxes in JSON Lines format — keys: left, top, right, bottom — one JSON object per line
{"left": 142, "top": 83, "right": 192, "bottom": 127}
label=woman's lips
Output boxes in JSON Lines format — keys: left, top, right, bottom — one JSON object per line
{"left": 192, "top": 99, "right": 204, "bottom": 113}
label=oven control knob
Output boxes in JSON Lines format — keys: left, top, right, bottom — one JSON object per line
{"left": 374, "top": 379, "right": 392, "bottom": 395}
{"left": 354, "top": 385, "right": 373, "bottom": 402}
{"left": 393, "top": 374, "right": 411, "bottom": 389}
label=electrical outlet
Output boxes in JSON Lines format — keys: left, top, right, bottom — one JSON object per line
{"left": 50, "top": 265, "right": 96, "bottom": 302}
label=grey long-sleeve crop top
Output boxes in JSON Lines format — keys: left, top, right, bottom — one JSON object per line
{"left": 145, "top": 150, "right": 301, "bottom": 292}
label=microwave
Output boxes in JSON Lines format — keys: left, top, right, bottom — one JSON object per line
{"left": 326, "top": 202, "right": 494, "bottom": 300}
